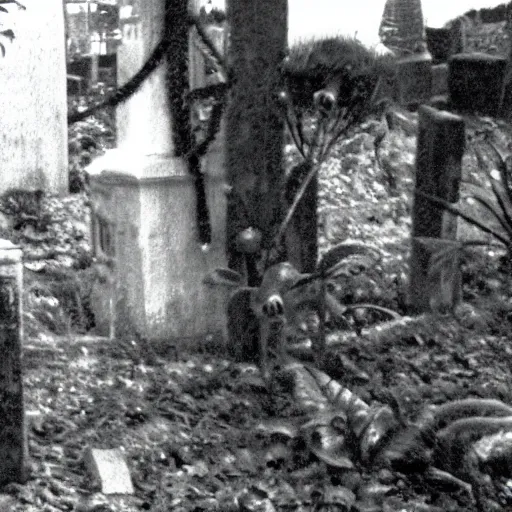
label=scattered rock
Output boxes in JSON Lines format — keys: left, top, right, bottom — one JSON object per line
{"left": 83, "top": 447, "right": 134, "bottom": 495}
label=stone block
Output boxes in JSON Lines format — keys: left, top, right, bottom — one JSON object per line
{"left": 395, "top": 53, "right": 433, "bottom": 106}
{"left": 448, "top": 52, "right": 507, "bottom": 116}
{"left": 426, "top": 26, "right": 463, "bottom": 63}
{"left": 83, "top": 448, "right": 134, "bottom": 495}
{"left": 432, "top": 63, "right": 448, "bottom": 96}
{"left": 426, "top": 27, "right": 452, "bottom": 62}
{"left": 409, "top": 106, "right": 465, "bottom": 313}
{"left": 87, "top": 150, "right": 228, "bottom": 342}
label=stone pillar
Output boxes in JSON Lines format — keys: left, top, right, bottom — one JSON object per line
{"left": 449, "top": 53, "right": 507, "bottom": 117}
{"left": 116, "top": 0, "right": 172, "bottom": 155}
{"left": 395, "top": 52, "right": 433, "bottom": 106}
{"left": 409, "top": 106, "right": 464, "bottom": 313}
{"left": 0, "top": 240, "right": 27, "bottom": 485}
{"left": 88, "top": 0, "right": 227, "bottom": 342}
{"left": 0, "top": 0, "right": 67, "bottom": 194}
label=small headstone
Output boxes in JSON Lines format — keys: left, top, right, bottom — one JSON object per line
{"left": 449, "top": 52, "right": 507, "bottom": 116}
{"left": 432, "top": 63, "right": 448, "bottom": 96}
{"left": 426, "top": 25, "right": 464, "bottom": 63}
{"left": 83, "top": 448, "right": 134, "bottom": 495}
{"left": 426, "top": 27, "right": 453, "bottom": 63}
{"left": 409, "top": 106, "right": 465, "bottom": 313}
{"left": 395, "top": 53, "right": 433, "bottom": 106}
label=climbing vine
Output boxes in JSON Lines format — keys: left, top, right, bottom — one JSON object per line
{"left": 68, "top": 5, "right": 229, "bottom": 246}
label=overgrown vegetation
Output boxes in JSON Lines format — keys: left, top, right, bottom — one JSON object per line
{"left": 67, "top": 90, "right": 116, "bottom": 193}
{"left": 7, "top": 12, "right": 512, "bottom": 511}
{"left": 13, "top": 104, "right": 512, "bottom": 511}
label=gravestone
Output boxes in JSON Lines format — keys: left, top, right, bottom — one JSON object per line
{"left": 0, "top": 0, "right": 67, "bottom": 194}
{"left": 426, "top": 28, "right": 452, "bottom": 63}
{"left": 88, "top": 0, "right": 228, "bottom": 342}
{"left": 395, "top": 53, "right": 433, "bottom": 106}
{"left": 431, "top": 63, "right": 448, "bottom": 96}
{"left": 426, "top": 25, "right": 464, "bottom": 63}
{"left": 409, "top": 106, "right": 465, "bottom": 313}
{"left": 449, "top": 53, "right": 507, "bottom": 117}
{"left": 0, "top": 240, "right": 27, "bottom": 485}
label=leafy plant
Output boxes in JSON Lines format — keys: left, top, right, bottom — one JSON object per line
{"left": 0, "top": 188, "right": 49, "bottom": 231}
{"left": 256, "top": 363, "right": 398, "bottom": 470}
{"left": 416, "top": 136, "right": 512, "bottom": 279}
{"left": 205, "top": 242, "right": 399, "bottom": 381}
{"left": 68, "top": 93, "right": 115, "bottom": 193}
{"left": 270, "top": 36, "right": 396, "bottom": 254}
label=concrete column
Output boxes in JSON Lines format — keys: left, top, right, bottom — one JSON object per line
{"left": 0, "top": 240, "right": 27, "bottom": 485}
{"left": 409, "top": 106, "right": 464, "bottom": 313}
{"left": 88, "top": 0, "right": 227, "bottom": 342}
{"left": 116, "top": 0, "right": 173, "bottom": 156}
{"left": 0, "top": 0, "right": 67, "bottom": 194}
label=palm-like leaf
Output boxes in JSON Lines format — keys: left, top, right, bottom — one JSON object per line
{"left": 416, "top": 190, "right": 509, "bottom": 247}
{"left": 462, "top": 182, "right": 512, "bottom": 240}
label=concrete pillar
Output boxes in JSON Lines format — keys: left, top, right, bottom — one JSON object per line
{"left": 409, "top": 106, "right": 464, "bottom": 313}
{"left": 0, "top": 240, "right": 27, "bottom": 485}
{"left": 0, "top": 0, "right": 67, "bottom": 194}
{"left": 88, "top": 0, "right": 227, "bottom": 343}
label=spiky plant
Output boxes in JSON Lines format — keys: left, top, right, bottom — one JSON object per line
{"left": 417, "top": 135, "right": 512, "bottom": 278}
{"left": 272, "top": 36, "right": 396, "bottom": 259}
{"left": 205, "top": 242, "right": 399, "bottom": 380}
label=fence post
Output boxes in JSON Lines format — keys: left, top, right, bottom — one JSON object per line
{"left": 0, "top": 240, "right": 27, "bottom": 484}
{"left": 409, "top": 106, "right": 465, "bottom": 313}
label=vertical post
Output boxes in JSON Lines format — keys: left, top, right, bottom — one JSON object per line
{"left": 409, "top": 106, "right": 465, "bottom": 313}
{"left": 0, "top": 240, "right": 27, "bottom": 485}
{"left": 499, "top": 3, "right": 512, "bottom": 119}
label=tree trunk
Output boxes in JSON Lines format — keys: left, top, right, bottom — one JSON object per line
{"left": 226, "top": 0, "right": 288, "bottom": 284}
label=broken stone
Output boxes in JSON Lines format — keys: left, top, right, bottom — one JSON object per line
{"left": 83, "top": 447, "right": 134, "bottom": 495}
